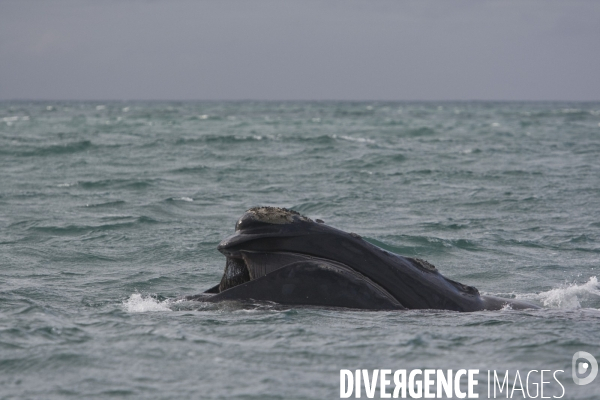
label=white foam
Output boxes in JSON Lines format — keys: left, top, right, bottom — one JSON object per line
{"left": 332, "top": 134, "right": 375, "bottom": 144}
{"left": 533, "top": 277, "right": 600, "bottom": 309}
{"left": 123, "top": 293, "right": 172, "bottom": 313}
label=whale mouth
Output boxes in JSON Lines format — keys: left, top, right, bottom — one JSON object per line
{"left": 211, "top": 206, "right": 399, "bottom": 301}
{"left": 210, "top": 207, "right": 318, "bottom": 294}
{"left": 217, "top": 251, "right": 332, "bottom": 293}
{"left": 217, "top": 256, "right": 250, "bottom": 293}
{"left": 204, "top": 247, "right": 406, "bottom": 310}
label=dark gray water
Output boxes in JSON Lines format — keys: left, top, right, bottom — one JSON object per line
{"left": 1, "top": 101, "right": 600, "bottom": 399}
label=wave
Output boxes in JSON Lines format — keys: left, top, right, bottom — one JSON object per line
{"left": 536, "top": 277, "right": 600, "bottom": 309}
{"left": 170, "top": 165, "right": 209, "bottom": 174}
{"left": 28, "top": 216, "right": 159, "bottom": 235}
{"left": 403, "top": 127, "right": 437, "bottom": 137}
{"left": 78, "top": 179, "right": 154, "bottom": 190}
{"left": 332, "top": 134, "right": 376, "bottom": 144}
{"left": 174, "top": 134, "right": 269, "bottom": 145}
{"left": 83, "top": 200, "right": 127, "bottom": 208}
{"left": 516, "top": 277, "right": 600, "bottom": 310}
{"left": 11, "top": 140, "right": 93, "bottom": 157}
{"left": 122, "top": 293, "right": 173, "bottom": 312}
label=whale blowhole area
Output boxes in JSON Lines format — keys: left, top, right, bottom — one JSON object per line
{"left": 245, "top": 206, "right": 312, "bottom": 225}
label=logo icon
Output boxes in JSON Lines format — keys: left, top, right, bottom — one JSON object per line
{"left": 572, "top": 351, "right": 598, "bottom": 385}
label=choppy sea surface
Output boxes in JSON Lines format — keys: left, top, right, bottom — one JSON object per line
{"left": 1, "top": 101, "right": 600, "bottom": 399}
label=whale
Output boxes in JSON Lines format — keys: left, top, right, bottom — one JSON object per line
{"left": 187, "top": 207, "right": 539, "bottom": 311}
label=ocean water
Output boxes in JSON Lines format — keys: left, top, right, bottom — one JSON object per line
{"left": 1, "top": 101, "right": 600, "bottom": 399}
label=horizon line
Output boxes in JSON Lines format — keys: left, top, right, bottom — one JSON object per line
{"left": 2, "top": 98, "right": 600, "bottom": 103}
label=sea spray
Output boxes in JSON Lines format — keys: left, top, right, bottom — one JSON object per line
{"left": 123, "top": 293, "right": 173, "bottom": 312}
{"left": 536, "top": 277, "right": 600, "bottom": 309}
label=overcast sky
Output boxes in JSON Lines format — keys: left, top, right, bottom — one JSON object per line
{"left": 1, "top": 0, "right": 599, "bottom": 101}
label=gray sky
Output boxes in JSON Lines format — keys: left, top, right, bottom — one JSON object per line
{"left": 1, "top": 0, "right": 599, "bottom": 101}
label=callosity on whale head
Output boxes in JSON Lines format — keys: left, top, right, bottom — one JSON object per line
{"left": 188, "top": 207, "right": 539, "bottom": 311}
